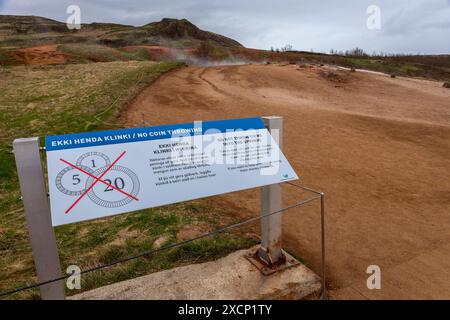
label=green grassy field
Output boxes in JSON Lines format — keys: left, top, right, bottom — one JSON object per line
{"left": 341, "top": 56, "right": 450, "bottom": 80}
{"left": 57, "top": 44, "right": 151, "bottom": 63}
{"left": 0, "top": 61, "right": 257, "bottom": 299}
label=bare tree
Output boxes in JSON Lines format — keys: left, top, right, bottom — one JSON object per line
{"left": 347, "top": 47, "right": 367, "bottom": 57}
{"left": 281, "top": 44, "right": 293, "bottom": 52}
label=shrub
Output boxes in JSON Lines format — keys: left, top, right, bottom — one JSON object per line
{"left": 443, "top": 81, "right": 450, "bottom": 88}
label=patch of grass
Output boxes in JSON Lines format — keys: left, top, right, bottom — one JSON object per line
{"left": 343, "top": 57, "right": 431, "bottom": 78}
{"left": 56, "top": 201, "right": 257, "bottom": 297}
{"left": 58, "top": 44, "right": 151, "bottom": 63}
{"left": 399, "top": 64, "right": 421, "bottom": 73}
{"left": 99, "top": 245, "right": 128, "bottom": 264}
{"left": 256, "top": 52, "right": 271, "bottom": 60}
{"left": 197, "top": 41, "right": 232, "bottom": 61}
{"left": 120, "top": 48, "right": 150, "bottom": 61}
{"left": 344, "top": 57, "right": 394, "bottom": 73}
{"left": 166, "top": 235, "right": 257, "bottom": 264}
{"left": 0, "top": 142, "right": 15, "bottom": 191}
{"left": 123, "top": 210, "right": 179, "bottom": 235}
{"left": 0, "top": 48, "right": 18, "bottom": 66}
{"left": 0, "top": 60, "right": 259, "bottom": 300}
{"left": 178, "top": 39, "right": 194, "bottom": 48}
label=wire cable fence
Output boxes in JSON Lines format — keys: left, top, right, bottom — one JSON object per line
{"left": 0, "top": 182, "right": 325, "bottom": 299}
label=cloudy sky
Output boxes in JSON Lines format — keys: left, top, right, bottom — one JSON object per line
{"left": 1, "top": 0, "right": 450, "bottom": 54}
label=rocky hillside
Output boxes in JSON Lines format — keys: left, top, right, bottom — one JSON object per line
{"left": 142, "top": 18, "right": 242, "bottom": 47}
{"left": 0, "top": 15, "right": 69, "bottom": 34}
{"left": 0, "top": 15, "right": 242, "bottom": 48}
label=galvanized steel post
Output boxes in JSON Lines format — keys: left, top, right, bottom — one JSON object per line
{"left": 258, "top": 116, "right": 284, "bottom": 265}
{"left": 13, "top": 137, "right": 65, "bottom": 300}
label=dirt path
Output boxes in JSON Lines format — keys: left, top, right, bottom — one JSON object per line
{"left": 122, "top": 64, "right": 450, "bottom": 299}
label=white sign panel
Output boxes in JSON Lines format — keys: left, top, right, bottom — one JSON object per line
{"left": 46, "top": 117, "right": 298, "bottom": 226}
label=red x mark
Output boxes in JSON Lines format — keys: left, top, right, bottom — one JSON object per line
{"left": 60, "top": 151, "right": 139, "bottom": 214}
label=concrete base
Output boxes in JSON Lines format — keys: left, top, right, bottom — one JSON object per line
{"left": 70, "top": 246, "right": 321, "bottom": 300}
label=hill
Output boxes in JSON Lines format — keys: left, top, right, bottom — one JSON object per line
{"left": 0, "top": 15, "right": 69, "bottom": 34}
{"left": 0, "top": 15, "right": 449, "bottom": 82}
{"left": 0, "top": 15, "right": 242, "bottom": 48}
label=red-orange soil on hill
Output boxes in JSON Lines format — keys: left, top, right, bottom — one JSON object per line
{"left": 10, "top": 44, "right": 69, "bottom": 65}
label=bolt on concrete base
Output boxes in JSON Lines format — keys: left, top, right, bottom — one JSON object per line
{"left": 70, "top": 246, "right": 321, "bottom": 300}
{"left": 246, "top": 248, "right": 301, "bottom": 276}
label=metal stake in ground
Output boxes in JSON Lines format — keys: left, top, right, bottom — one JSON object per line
{"left": 258, "top": 116, "right": 284, "bottom": 265}
{"left": 13, "top": 137, "right": 65, "bottom": 300}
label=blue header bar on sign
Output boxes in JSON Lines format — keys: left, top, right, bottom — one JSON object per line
{"left": 45, "top": 117, "right": 266, "bottom": 151}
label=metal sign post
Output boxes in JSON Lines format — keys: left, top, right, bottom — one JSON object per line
{"left": 258, "top": 116, "right": 284, "bottom": 265}
{"left": 13, "top": 137, "right": 65, "bottom": 300}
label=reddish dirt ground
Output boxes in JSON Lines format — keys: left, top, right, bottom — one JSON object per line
{"left": 10, "top": 44, "right": 69, "bottom": 65}
{"left": 122, "top": 64, "right": 450, "bottom": 299}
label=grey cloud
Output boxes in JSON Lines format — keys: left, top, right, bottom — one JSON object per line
{"left": 1, "top": 0, "right": 449, "bottom": 54}
{"left": 382, "top": 1, "right": 450, "bottom": 35}
{"left": 423, "top": 21, "right": 450, "bottom": 30}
